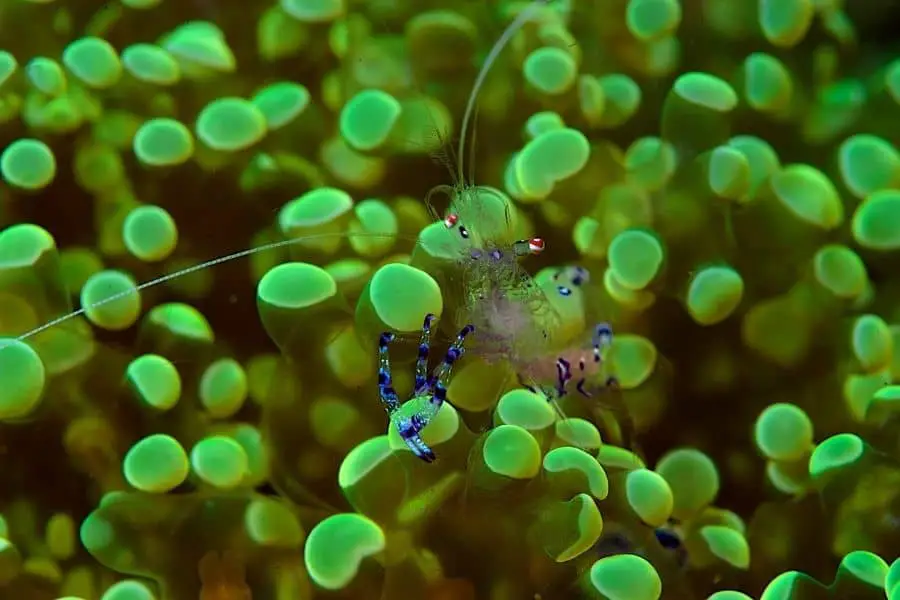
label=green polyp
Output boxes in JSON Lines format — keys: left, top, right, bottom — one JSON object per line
{"left": 770, "top": 164, "right": 843, "bottom": 230}
{"left": 252, "top": 82, "right": 310, "bottom": 130}
{"left": 405, "top": 9, "right": 477, "bottom": 72}
{"left": 195, "top": 97, "right": 267, "bottom": 152}
{"left": 759, "top": 0, "right": 814, "bottom": 47}
{"left": 624, "top": 137, "right": 677, "bottom": 192}
{"left": 495, "top": 388, "right": 556, "bottom": 431}
{"left": 542, "top": 446, "right": 609, "bottom": 500}
{"left": 101, "top": 580, "right": 157, "bottom": 600}
{"left": 708, "top": 146, "right": 750, "bottom": 200}
{"left": 122, "top": 44, "right": 180, "bottom": 85}
{"left": 838, "top": 134, "right": 900, "bottom": 199}
{"left": 597, "top": 445, "right": 645, "bottom": 470}
{"left": 533, "top": 494, "right": 604, "bottom": 563}
{"left": 554, "top": 418, "right": 602, "bottom": 453}
{"left": 45, "top": 512, "right": 76, "bottom": 560}
{"left": 686, "top": 265, "right": 744, "bottom": 326}
{"left": 624, "top": 468, "right": 674, "bottom": 527}
{"left": 62, "top": 37, "right": 122, "bottom": 89}
{"left": 78, "top": 511, "right": 115, "bottom": 556}
{"left": 81, "top": 270, "right": 141, "bottom": 331}
{"left": 743, "top": 52, "right": 792, "bottom": 114}
{"left": 277, "top": 186, "right": 353, "bottom": 244}
{"left": 812, "top": 244, "right": 866, "bottom": 299}
{"left": 804, "top": 79, "right": 867, "bottom": 144}
{"left": 699, "top": 525, "right": 750, "bottom": 570}
{"left": 0, "top": 338, "right": 45, "bottom": 420}
{"left": 162, "top": 21, "right": 236, "bottom": 75}
{"left": 244, "top": 497, "right": 305, "bottom": 548}
{"left": 728, "top": 135, "right": 780, "bottom": 198}
{"left": 133, "top": 118, "right": 194, "bottom": 167}
{"left": 93, "top": 111, "right": 142, "bottom": 150}
{"left": 199, "top": 358, "right": 248, "bottom": 418}
{"left": 607, "top": 229, "right": 664, "bottom": 291}
{"left": 281, "top": 0, "right": 345, "bottom": 22}
{"left": 887, "top": 60, "right": 900, "bottom": 104}
{"left": 147, "top": 302, "right": 214, "bottom": 342}
{"left": 445, "top": 358, "right": 514, "bottom": 412}
{"left": 303, "top": 513, "right": 385, "bottom": 590}
{"left": 887, "top": 557, "right": 900, "bottom": 597}
{"left": 310, "top": 396, "right": 362, "bottom": 451}
{"left": 229, "top": 424, "right": 268, "bottom": 486}
{"left": 122, "top": 205, "right": 178, "bottom": 262}
{"left": 325, "top": 325, "right": 373, "bottom": 389}
{"left": 625, "top": 0, "right": 681, "bottom": 42}
{"left": 0, "top": 138, "right": 56, "bottom": 190}
{"left": 123, "top": 433, "right": 189, "bottom": 492}
{"left": 338, "top": 435, "right": 395, "bottom": 494}
{"left": 363, "top": 262, "right": 442, "bottom": 333}
{"left": 73, "top": 141, "right": 125, "bottom": 193}
{"left": 320, "top": 135, "right": 386, "bottom": 188}
{"left": 0, "top": 51, "right": 17, "bottom": 89}
{"left": 190, "top": 435, "right": 249, "bottom": 489}
{"left": 26, "top": 57, "right": 67, "bottom": 96}
{"left": 864, "top": 384, "right": 900, "bottom": 425}
{"left": 589, "top": 554, "right": 662, "bottom": 600}
{"left": 852, "top": 189, "right": 900, "bottom": 250}
{"left": 482, "top": 425, "right": 542, "bottom": 480}
{"left": 851, "top": 314, "right": 893, "bottom": 372}
{"left": 126, "top": 353, "right": 182, "bottom": 411}
{"left": 656, "top": 448, "right": 719, "bottom": 520}
{"left": 0, "top": 538, "right": 21, "bottom": 585}
{"left": 674, "top": 72, "right": 738, "bottom": 112}
{"left": 257, "top": 6, "right": 309, "bottom": 61}
{"left": 524, "top": 111, "right": 566, "bottom": 139}
{"left": 604, "top": 267, "right": 656, "bottom": 310}
{"left": 754, "top": 403, "right": 813, "bottom": 462}
{"left": 835, "top": 550, "right": 888, "bottom": 592}
{"left": 808, "top": 433, "right": 864, "bottom": 480}
{"left": 523, "top": 46, "right": 577, "bottom": 95}
{"left": 765, "top": 460, "right": 807, "bottom": 495}
{"left": 258, "top": 262, "right": 337, "bottom": 310}
{"left": 595, "top": 74, "right": 641, "bottom": 128}
{"left": 325, "top": 258, "right": 372, "bottom": 293}
{"left": 347, "top": 199, "right": 398, "bottom": 257}
{"left": 515, "top": 128, "right": 591, "bottom": 200}
{"left": 388, "top": 95, "right": 452, "bottom": 154}
{"left": 577, "top": 75, "right": 606, "bottom": 126}
{"left": 339, "top": 89, "right": 402, "bottom": 152}
{"left": 607, "top": 334, "right": 657, "bottom": 390}
{"left": 843, "top": 370, "right": 890, "bottom": 423}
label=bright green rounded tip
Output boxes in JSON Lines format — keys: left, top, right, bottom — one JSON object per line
{"left": 348, "top": 199, "right": 398, "bottom": 257}
{"left": 536, "top": 493, "right": 605, "bottom": 563}
{"left": 483, "top": 424, "right": 542, "bottom": 479}
{"left": 278, "top": 187, "right": 353, "bottom": 233}
{"left": 625, "top": 469, "right": 674, "bottom": 527}
{"left": 495, "top": 388, "right": 556, "bottom": 431}
{"left": 516, "top": 127, "right": 591, "bottom": 198}
{"left": 626, "top": 0, "right": 682, "bottom": 42}
{"left": 252, "top": 82, "right": 310, "bottom": 130}
{"left": 708, "top": 146, "right": 750, "bottom": 199}
{"left": 596, "top": 74, "right": 642, "bottom": 127}
{"left": 81, "top": 270, "right": 141, "bottom": 331}
{"left": 123, "top": 433, "right": 189, "bottom": 493}
{"left": 608, "top": 334, "right": 657, "bottom": 390}
{"left": 122, "top": 44, "right": 180, "bottom": 85}
{"left": 686, "top": 265, "right": 744, "bottom": 326}
{"left": 26, "top": 57, "right": 66, "bottom": 96}
{"left": 101, "top": 580, "right": 157, "bottom": 600}
{"left": 133, "top": 118, "right": 194, "bottom": 166}
{"left": 0, "top": 224, "right": 56, "bottom": 269}
{"left": 597, "top": 444, "right": 646, "bottom": 470}
{"left": 760, "top": 572, "right": 807, "bottom": 600}
{"left": 852, "top": 189, "right": 900, "bottom": 250}
{"left": 190, "top": 435, "right": 249, "bottom": 489}
{"left": 195, "top": 97, "right": 267, "bottom": 152}
{"left": 368, "top": 263, "right": 443, "bottom": 332}
{"left": 590, "top": 554, "right": 662, "bottom": 600}
{"left": 838, "top": 134, "right": 900, "bottom": 199}
{"left": 523, "top": 46, "right": 577, "bottom": 95}
{"left": 338, "top": 435, "right": 393, "bottom": 490}
{"left": 700, "top": 525, "right": 750, "bottom": 570}
{"left": 624, "top": 137, "right": 677, "bottom": 192}
{"left": 524, "top": 111, "right": 566, "bottom": 139}
{"left": 542, "top": 446, "right": 610, "bottom": 500}
{"left": 656, "top": 448, "right": 719, "bottom": 520}
{"left": 45, "top": 513, "right": 76, "bottom": 560}
{"left": 0, "top": 339, "right": 45, "bottom": 420}
{"left": 121, "top": 0, "right": 162, "bottom": 8}
{"left": 808, "top": 433, "right": 864, "bottom": 479}
{"left": 244, "top": 497, "right": 305, "bottom": 548}
{"left": 147, "top": 303, "right": 214, "bottom": 341}
{"left": 62, "top": 37, "right": 122, "bottom": 89}
{"left": 0, "top": 51, "right": 17, "bottom": 89}
{"left": 162, "top": 21, "right": 236, "bottom": 74}
{"left": 753, "top": 403, "right": 813, "bottom": 462}
{"left": 230, "top": 424, "right": 268, "bottom": 486}
{"left": 707, "top": 592, "right": 753, "bottom": 600}
{"left": 851, "top": 314, "right": 893, "bottom": 372}
{"left": 280, "top": 0, "right": 345, "bottom": 22}
{"left": 886, "top": 557, "right": 900, "bottom": 597}
{"left": 673, "top": 72, "right": 738, "bottom": 113}
{"left": 839, "top": 550, "right": 888, "bottom": 588}
{"left": 771, "top": 164, "right": 843, "bottom": 229}
{"left": 888, "top": 60, "right": 900, "bottom": 105}
{"left": 759, "top": 0, "right": 815, "bottom": 47}
{"left": 608, "top": 229, "right": 664, "bottom": 291}
{"left": 199, "top": 358, "right": 248, "bottom": 418}
{"left": 304, "top": 513, "right": 385, "bottom": 590}
{"left": 728, "top": 135, "right": 780, "bottom": 195}
{"left": 812, "top": 244, "right": 867, "bottom": 299}
{"left": 126, "top": 354, "right": 182, "bottom": 411}
{"left": 339, "top": 89, "right": 402, "bottom": 152}
{"left": 554, "top": 417, "right": 603, "bottom": 452}
{"left": 122, "top": 205, "right": 178, "bottom": 262}
{"left": 1, "top": 139, "right": 56, "bottom": 190}
{"left": 258, "top": 262, "right": 337, "bottom": 310}
{"left": 73, "top": 142, "right": 126, "bottom": 193}
{"left": 743, "top": 52, "right": 792, "bottom": 114}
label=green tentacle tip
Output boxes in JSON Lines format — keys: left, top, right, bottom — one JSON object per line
{"left": 258, "top": 262, "right": 337, "bottom": 310}
{"left": 851, "top": 314, "right": 893, "bottom": 372}
{"left": 252, "top": 82, "right": 310, "bottom": 130}
{"left": 199, "top": 358, "right": 248, "bottom": 418}
{"left": 244, "top": 497, "right": 305, "bottom": 548}
{"left": 707, "top": 593, "right": 752, "bottom": 600}
{"left": 808, "top": 433, "right": 864, "bottom": 479}
{"left": 123, "top": 433, "right": 189, "bottom": 492}
{"left": 743, "top": 52, "right": 792, "bottom": 114}
{"left": 162, "top": 21, "right": 236, "bottom": 74}
{"left": 339, "top": 89, "right": 402, "bottom": 152}
{"left": 852, "top": 190, "right": 900, "bottom": 250}
{"left": 523, "top": 46, "right": 577, "bottom": 95}
{"left": 195, "top": 97, "right": 267, "bottom": 152}
{"left": 62, "top": 37, "right": 122, "bottom": 89}
{"left": 0, "top": 51, "right": 17, "bottom": 88}
{"left": 147, "top": 303, "right": 214, "bottom": 341}
{"left": 813, "top": 244, "right": 867, "bottom": 299}
{"left": 26, "top": 57, "right": 66, "bottom": 96}
{"left": 596, "top": 445, "right": 646, "bottom": 470}
{"left": 0, "top": 338, "right": 45, "bottom": 420}
{"left": 45, "top": 512, "right": 76, "bottom": 560}
{"left": 626, "top": 0, "right": 682, "bottom": 42}
{"left": 625, "top": 468, "right": 673, "bottom": 527}
{"left": 535, "top": 493, "right": 604, "bottom": 563}
{"left": 708, "top": 146, "right": 750, "bottom": 200}
{"left": 542, "top": 446, "right": 610, "bottom": 500}
{"left": 190, "top": 435, "right": 249, "bottom": 489}
{"left": 596, "top": 74, "right": 641, "bottom": 127}
{"left": 555, "top": 418, "right": 603, "bottom": 451}
{"left": 656, "top": 448, "right": 719, "bottom": 520}
{"left": 122, "top": 44, "right": 181, "bottom": 85}
{"left": 338, "top": 435, "right": 393, "bottom": 491}
{"left": 278, "top": 187, "right": 353, "bottom": 233}
{"left": 771, "top": 164, "right": 843, "bottom": 229}
{"left": 753, "top": 403, "right": 813, "bottom": 462}
{"left": 608, "top": 229, "right": 664, "bottom": 291}
{"left": 123, "top": 205, "right": 178, "bottom": 261}
{"left": 0, "top": 223, "right": 56, "bottom": 268}
{"left": 866, "top": 385, "right": 900, "bottom": 424}
{"left": 886, "top": 557, "right": 900, "bottom": 597}
{"left": 0, "top": 138, "right": 56, "bottom": 190}
{"left": 101, "top": 580, "right": 157, "bottom": 600}
{"left": 280, "top": 0, "right": 346, "bottom": 23}
{"left": 759, "top": 0, "right": 815, "bottom": 47}
{"left": 483, "top": 424, "right": 542, "bottom": 480}
{"left": 81, "top": 270, "right": 141, "bottom": 331}
{"left": 348, "top": 199, "right": 398, "bottom": 257}
{"left": 699, "top": 525, "right": 750, "bottom": 570}
{"left": 134, "top": 118, "right": 194, "bottom": 167}
{"left": 838, "top": 134, "right": 900, "bottom": 199}
{"left": 839, "top": 550, "right": 888, "bottom": 589}
{"left": 589, "top": 554, "right": 662, "bottom": 600}
{"left": 686, "top": 265, "right": 744, "bottom": 325}
{"left": 367, "top": 263, "right": 443, "bottom": 332}
{"left": 673, "top": 72, "right": 738, "bottom": 113}
{"left": 126, "top": 353, "right": 182, "bottom": 411}
{"left": 303, "top": 513, "right": 385, "bottom": 590}
{"left": 515, "top": 127, "right": 591, "bottom": 199}
{"left": 495, "top": 388, "right": 556, "bottom": 431}
{"left": 608, "top": 334, "right": 657, "bottom": 390}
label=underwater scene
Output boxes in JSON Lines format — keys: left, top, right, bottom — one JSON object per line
{"left": 0, "top": 0, "right": 899, "bottom": 598}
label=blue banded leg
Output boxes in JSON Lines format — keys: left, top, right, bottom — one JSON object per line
{"left": 414, "top": 314, "right": 436, "bottom": 394}
{"left": 555, "top": 357, "right": 572, "bottom": 397}
{"left": 431, "top": 324, "right": 475, "bottom": 406}
{"left": 592, "top": 322, "right": 614, "bottom": 363}
{"left": 394, "top": 413, "right": 435, "bottom": 463}
{"left": 377, "top": 332, "right": 400, "bottom": 413}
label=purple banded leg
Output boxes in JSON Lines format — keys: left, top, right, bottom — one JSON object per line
{"left": 377, "top": 332, "right": 400, "bottom": 413}
{"left": 414, "top": 314, "right": 436, "bottom": 394}
{"left": 431, "top": 324, "right": 475, "bottom": 406}
{"left": 395, "top": 413, "right": 435, "bottom": 463}
{"left": 555, "top": 357, "right": 572, "bottom": 397}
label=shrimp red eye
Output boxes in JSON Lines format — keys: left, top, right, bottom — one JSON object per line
{"left": 528, "top": 237, "right": 545, "bottom": 254}
{"left": 444, "top": 214, "right": 459, "bottom": 228}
